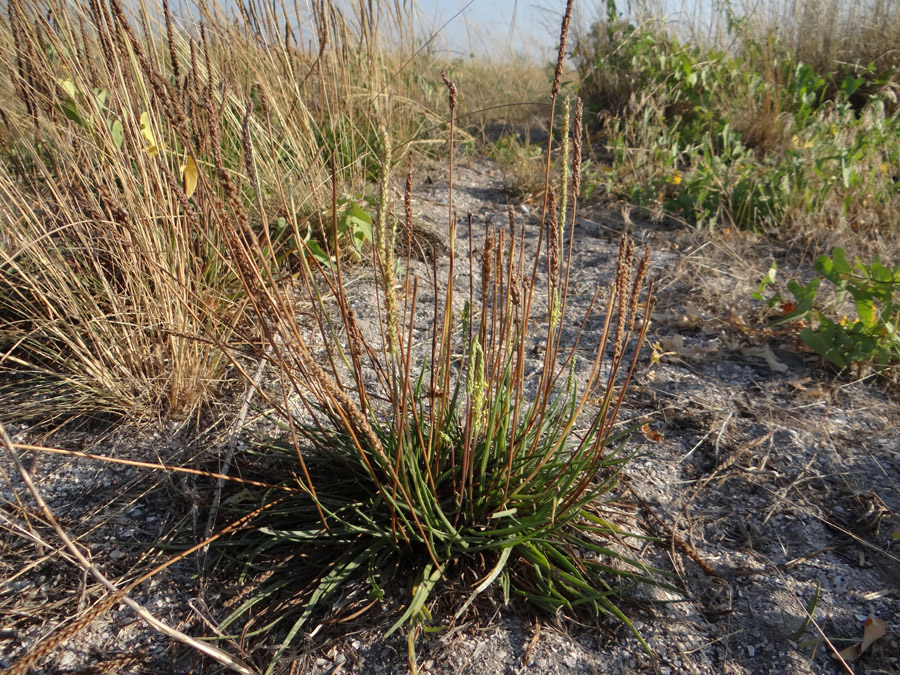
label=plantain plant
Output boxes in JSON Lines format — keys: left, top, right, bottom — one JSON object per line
{"left": 211, "top": 3, "right": 676, "bottom": 671}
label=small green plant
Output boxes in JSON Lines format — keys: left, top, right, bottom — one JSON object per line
{"left": 754, "top": 249, "right": 900, "bottom": 370}
{"left": 273, "top": 196, "right": 376, "bottom": 270}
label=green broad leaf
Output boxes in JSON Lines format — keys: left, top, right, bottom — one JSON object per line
{"left": 93, "top": 88, "right": 108, "bottom": 108}
{"left": 870, "top": 260, "right": 893, "bottom": 284}
{"left": 58, "top": 101, "right": 84, "bottom": 126}
{"left": 345, "top": 201, "right": 373, "bottom": 225}
{"left": 800, "top": 326, "right": 847, "bottom": 367}
{"left": 832, "top": 247, "right": 852, "bottom": 275}
{"left": 752, "top": 263, "right": 779, "bottom": 304}
{"left": 845, "top": 334, "right": 878, "bottom": 364}
{"left": 304, "top": 239, "right": 334, "bottom": 269}
{"left": 855, "top": 296, "right": 876, "bottom": 327}
{"left": 773, "top": 278, "right": 820, "bottom": 325}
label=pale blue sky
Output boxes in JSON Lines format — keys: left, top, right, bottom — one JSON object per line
{"left": 410, "top": 0, "right": 579, "bottom": 59}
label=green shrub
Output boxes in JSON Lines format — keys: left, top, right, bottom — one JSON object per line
{"left": 576, "top": 7, "right": 900, "bottom": 234}
{"left": 754, "top": 249, "right": 900, "bottom": 370}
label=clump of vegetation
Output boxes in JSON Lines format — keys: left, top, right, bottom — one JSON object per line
{"left": 754, "top": 250, "right": 900, "bottom": 372}
{"left": 575, "top": 0, "right": 900, "bottom": 235}
{"left": 0, "top": 0, "right": 442, "bottom": 419}
{"left": 212, "top": 7, "right": 673, "bottom": 671}
{"left": 489, "top": 135, "right": 546, "bottom": 198}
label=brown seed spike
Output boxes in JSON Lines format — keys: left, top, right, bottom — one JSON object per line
{"left": 551, "top": 0, "right": 574, "bottom": 99}
{"left": 507, "top": 205, "right": 521, "bottom": 307}
{"left": 441, "top": 70, "right": 457, "bottom": 112}
{"left": 627, "top": 246, "right": 650, "bottom": 334}
{"left": 163, "top": 0, "right": 180, "bottom": 82}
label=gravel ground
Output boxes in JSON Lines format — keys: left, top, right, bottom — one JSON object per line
{"left": 1, "top": 157, "right": 899, "bottom": 674}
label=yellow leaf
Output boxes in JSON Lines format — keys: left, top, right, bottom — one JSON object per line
{"left": 180, "top": 155, "right": 199, "bottom": 198}
{"left": 57, "top": 78, "right": 78, "bottom": 100}
{"left": 139, "top": 112, "right": 160, "bottom": 156}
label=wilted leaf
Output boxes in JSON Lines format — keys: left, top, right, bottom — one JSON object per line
{"left": 780, "top": 301, "right": 796, "bottom": 315}
{"left": 861, "top": 617, "right": 886, "bottom": 652}
{"left": 640, "top": 423, "right": 664, "bottom": 442}
{"left": 837, "top": 616, "right": 886, "bottom": 662}
{"left": 659, "top": 334, "right": 718, "bottom": 361}
{"left": 180, "top": 155, "right": 199, "bottom": 198}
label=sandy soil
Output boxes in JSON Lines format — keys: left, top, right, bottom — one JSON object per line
{"left": 2, "top": 156, "right": 899, "bottom": 674}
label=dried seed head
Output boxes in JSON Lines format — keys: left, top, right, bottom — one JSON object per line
{"left": 200, "top": 20, "right": 213, "bottom": 109}
{"left": 482, "top": 231, "right": 494, "bottom": 301}
{"left": 163, "top": 0, "right": 180, "bottom": 82}
{"left": 507, "top": 206, "right": 520, "bottom": 307}
{"left": 612, "top": 234, "right": 633, "bottom": 359}
{"left": 627, "top": 246, "right": 650, "bottom": 334}
{"left": 495, "top": 226, "right": 505, "bottom": 289}
{"left": 189, "top": 37, "right": 200, "bottom": 101}
{"left": 551, "top": 0, "right": 574, "bottom": 99}
{"left": 4, "top": 591, "right": 125, "bottom": 675}
{"left": 96, "top": 182, "right": 129, "bottom": 225}
{"left": 377, "top": 124, "right": 398, "bottom": 356}
{"left": 255, "top": 82, "right": 270, "bottom": 118}
{"left": 377, "top": 124, "right": 394, "bottom": 261}
{"left": 346, "top": 306, "right": 365, "bottom": 358}
{"left": 441, "top": 70, "right": 457, "bottom": 112}
{"left": 559, "top": 98, "right": 571, "bottom": 232}
{"left": 572, "top": 96, "right": 583, "bottom": 197}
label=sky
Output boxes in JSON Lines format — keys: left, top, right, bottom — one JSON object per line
{"left": 408, "top": 0, "right": 580, "bottom": 60}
